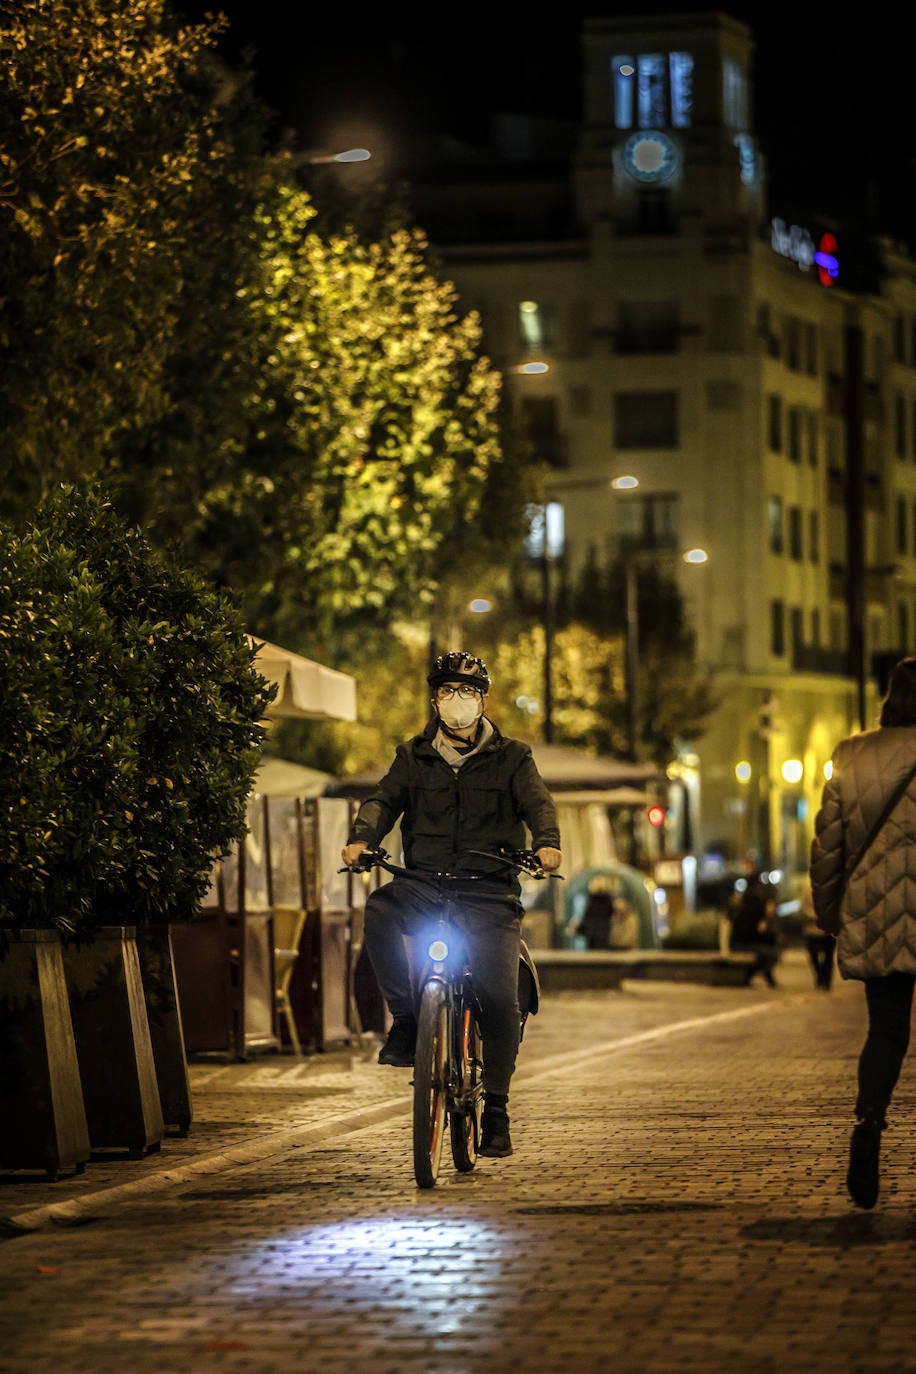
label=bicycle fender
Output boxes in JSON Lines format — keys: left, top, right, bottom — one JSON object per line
{"left": 519, "top": 938, "right": 540, "bottom": 1017}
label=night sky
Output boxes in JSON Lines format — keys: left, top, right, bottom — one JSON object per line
{"left": 176, "top": 3, "right": 916, "bottom": 240}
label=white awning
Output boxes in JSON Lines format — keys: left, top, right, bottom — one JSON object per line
{"left": 251, "top": 756, "right": 334, "bottom": 798}
{"left": 250, "top": 637, "right": 357, "bottom": 722}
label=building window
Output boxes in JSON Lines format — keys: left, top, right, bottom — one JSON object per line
{"left": 768, "top": 496, "right": 784, "bottom": 554}
{"left": 785, "top": 318, "right": 802, "bottom": 372}
{"left": 518, "top": 300, "right": 556, "bottom": 351}
{"left": 613, "top": 55, "right": 636, "bottom": 129}
{"left": 895, "top": 394, "right": 907, "bottom": 459}
{"left": 617, "top": 301, "right": 678, "bottom": 353}
{"left": 768, "top": 395, "right": 782, "bottom": 452}
{"left": 790, "top": 606, "right": 804, "bottom": 657}
{"left": 637, "top": 53, "right": 667, "bottom": 127}
{"left": 669, "top": 52, "right": 694, "bottom": 127}
{"left": 808, "top": 510, "right": 819, "bottom": 564}
{"left": 614, "top": 391, "right": 679, "bottom": 447}
{"left": 788, "top": 507, "right": 803, "bottom": 560}
{"left": 569, "top": 300, "right": 590, "bottom": 358}
{"left": 827, "top": 424, "right": 844, "bottom": 473}
{"left": 830, "top": 609, "right": 846, "bottom": 651}
{"left": 899, "top": 602, "right": 910, "bottom": 650}
{"left": 722, "top": 57, "right": 748, "bottom": 129}
{"left": 520, "top": 396, "right": 562, "bottom": 467}
{"left": 807, "top": 412, "right": 818, "bottom": 466}
{"left": 811, "top": 607, "right": 821, "bottom": 646}
{"left": 898, "top": 496, "right": 909, "bottom": 555}
{"left": 804, "top": 322, "right": 818, "bottom": 376}
{"left": 787, "top": 408, "right": 802, "bottom": 463}
{"left": 616, "top": 492, "right": 679, "bottom": 549}
{"left": 895, "top": 313, "right": 907, "bottom": 364}
{"left": 770, "top": 599, "right": 785, "bottom": 657}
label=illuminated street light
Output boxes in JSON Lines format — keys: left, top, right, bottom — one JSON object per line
{"left": 611, "top": 475, "right": 639, "bottom": 490}
{"left": 290, "top": 147, "right": 372, "bottom": 168}
{"left": 735, "top": 761, "right": 752, "bottom": 783}
{"left": 468, "top": 598, "right": 493, "bottom": 614}
{"left": 781, "top": 758, "right": 804, "bottom": 784}
{"left": 513, "top": 360, "right": 550, "bottom": 375}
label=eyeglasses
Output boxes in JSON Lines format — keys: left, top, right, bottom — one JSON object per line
{"left": 436, "top": 684, "right": 482, "bottom": 700}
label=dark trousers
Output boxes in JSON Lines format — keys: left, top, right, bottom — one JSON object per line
{"left": 804, "top": 934, "right": 835, "bottom": 990}
{"left": 733, "top": 942, "right": 780, "bottom": 986}
{"left": 362, "top": 876, "right": 523, "bottom": 1097}
{"left": 856, "top": 972, "right": 916, "bottom": 1124}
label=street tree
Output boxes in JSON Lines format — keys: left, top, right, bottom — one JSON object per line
{"left": 0, "top": 0, "right": 258, "bottom": 519}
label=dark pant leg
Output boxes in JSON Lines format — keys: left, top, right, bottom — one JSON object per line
{"left": 856, "top": 972, "right": 916, "bottom": 1123}
{"left": 816, "top": 936, "right": 835, "bottom": 989}
{"left": 362, "top": 878, "right": 440, "bottom": 1021}
{"left": 457, "top": 892, "right": 523, "bottom": 1098}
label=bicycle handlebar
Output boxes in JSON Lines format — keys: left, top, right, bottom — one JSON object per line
{"left": 339, "top": 846, "right": 562, "bottom": 882}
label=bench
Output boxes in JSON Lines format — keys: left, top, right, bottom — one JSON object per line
{"left": 533, "top": 948, "right": 757, "bottom": 993}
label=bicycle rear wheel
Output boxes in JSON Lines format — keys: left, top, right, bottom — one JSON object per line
{"left": 450, "top": 1000, "right": 483, "bottom": 1172}
{"left": 413, "top": 980, "right": 449, "bottom": 1188}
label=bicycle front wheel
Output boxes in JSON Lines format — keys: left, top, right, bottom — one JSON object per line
{"left": 413, "top": 980, "right": 449, "bottom": 1188}
{"left": 450, "top": 1000, "right": 483, "bottom": 1172}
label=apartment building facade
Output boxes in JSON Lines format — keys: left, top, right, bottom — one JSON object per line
{"left": 406, "top": 11, "right": 916, "bottom": 879}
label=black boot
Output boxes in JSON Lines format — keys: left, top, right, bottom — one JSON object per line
{"left": 847, "top": 1111, "right": 884, "bottom": 1209}
{"left": 377, "top": 1015, "right": 417, "bottom": 1067}
{"left": 480, "top": 1093, "right": 513, "bottom": 1158}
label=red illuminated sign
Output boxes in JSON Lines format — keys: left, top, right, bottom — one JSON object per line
{"left": 815, "top": 232, "right": 839, "bottom": 287}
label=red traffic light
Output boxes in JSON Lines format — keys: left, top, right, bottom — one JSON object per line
{"left": 647, "top": 804, "right": 666, "bottom": 828}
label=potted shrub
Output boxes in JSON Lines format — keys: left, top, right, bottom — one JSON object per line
{"left": 0, "top": 486, "right": 275, "bottom": 1166}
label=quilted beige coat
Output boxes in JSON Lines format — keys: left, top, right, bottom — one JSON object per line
{"left": 810, "top": 724, "right": 916, "bottom": 979}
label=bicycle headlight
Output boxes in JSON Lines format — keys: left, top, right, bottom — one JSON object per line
{"left": 428, "top": 938, "right": 449, "bottom": 962}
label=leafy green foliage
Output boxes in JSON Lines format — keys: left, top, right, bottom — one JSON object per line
{"left": 0, "top": 487, "right": 275, "bottom": 947}
{"left": 139, "top": 199, "right": 504, "bottom": 647}
{"left": 0, "top": 0, "right": 259, "bottom": 518}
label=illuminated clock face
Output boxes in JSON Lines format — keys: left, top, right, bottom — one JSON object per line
{"left": 623, "top": 131, "right": 681, "bottom": 183}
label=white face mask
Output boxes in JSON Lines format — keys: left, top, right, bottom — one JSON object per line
{"left": 437, "top": 695, "right": 481, "bottom": 730}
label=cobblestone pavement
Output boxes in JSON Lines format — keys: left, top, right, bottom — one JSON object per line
{"left": 3, "top": 950, "right": 916, "bottom": 1374}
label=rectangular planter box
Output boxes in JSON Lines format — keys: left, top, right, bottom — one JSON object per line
{"left": 64, "top": 926, "right": 164, "bottom": 1156}
{"left": 0, "top": 931, "right": 90, "bottom": 1177}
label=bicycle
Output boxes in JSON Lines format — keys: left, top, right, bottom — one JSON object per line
{"left": 341, "top": 846, "right": 556, "bottom": 1188}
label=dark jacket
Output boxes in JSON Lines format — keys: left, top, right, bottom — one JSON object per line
{"left": 729, "top": 877, "right": 777, "bottom": 947}
{"left": 347, "top": 720, "right": 560, "bottom": 885}
{"left": 810, "top": 724, "right": 916, "bottom": 979}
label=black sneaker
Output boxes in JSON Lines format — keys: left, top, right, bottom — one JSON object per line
{"left": 479, "top": 1108, "right": 513, "bottom": 1158}
{"left": 377, "top": 1017, "right": 416, "bottom": 1067}
{"left": 847, "top": 1114, "right": 883, "bottom": 1209}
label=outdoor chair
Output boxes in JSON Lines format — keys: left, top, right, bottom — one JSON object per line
{"left": 273, "top": 904, "right": 307, "bottom": 1056}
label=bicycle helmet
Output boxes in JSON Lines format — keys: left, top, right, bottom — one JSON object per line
{"left": 426, "top": 651, "right": 491, "bottom": 694}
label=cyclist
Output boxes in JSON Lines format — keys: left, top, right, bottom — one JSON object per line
{"left": 341, "top": 650, "right": 562, "bottom": 1159}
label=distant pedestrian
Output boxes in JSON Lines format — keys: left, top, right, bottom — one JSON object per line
{"left": 800, "top": 880, "right": 834, "bottom": 991}
{"left": 728, "top": 860, "right": 780, "bottom": 987}
{"left": 576, "top": 874, "right": 639, "bottom": 950}
{"left": 810, "top": 656, "right": 916, "bottom": 1210}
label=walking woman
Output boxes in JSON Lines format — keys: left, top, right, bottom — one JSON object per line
{"left": 810, "top": 656, "right": 916, "bottom": 1209}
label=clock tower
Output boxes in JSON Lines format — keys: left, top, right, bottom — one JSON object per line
{"left": 573, "top": 11, "right": 765, "bottom": 235}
